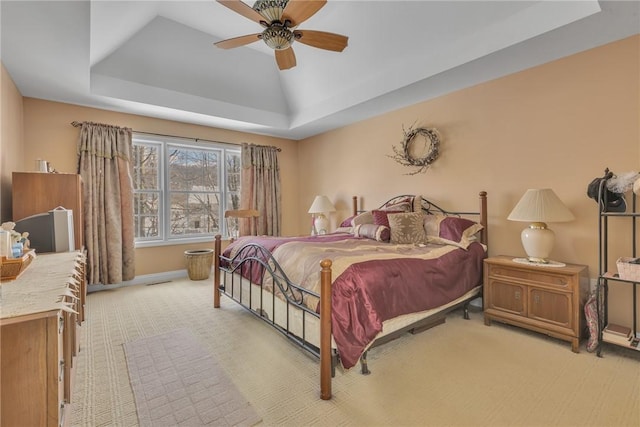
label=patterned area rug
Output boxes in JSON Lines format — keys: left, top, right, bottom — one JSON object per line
{"left": 124, "top": 329, "right": 261, "bottom": 426}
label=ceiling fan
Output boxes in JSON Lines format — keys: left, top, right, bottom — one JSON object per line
{"left": 214, "top": 0, "right": 348, "bottom": 70}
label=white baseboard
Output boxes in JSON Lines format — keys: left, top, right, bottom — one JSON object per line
{"left": 87, "top": 269, "right": 190, "bottom": 293}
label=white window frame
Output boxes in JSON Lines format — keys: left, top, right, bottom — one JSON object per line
{"left": 132, "top": 133, "right": 241, "bottom": 247}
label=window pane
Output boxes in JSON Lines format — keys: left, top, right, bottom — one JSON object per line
{"left": 168, "top": 146, "right": 219, "bottom": 191}
{"left": 226, "top": 151, "right": 241, "bottom": 210}
{"left": 170, "top": 192, "right": 220, "bottom": 236}
{"left": 134, "top": 192, "right": 160, "bottom": 238}
{"left": 132, "top": 144, "right": 159, "bottom": 190}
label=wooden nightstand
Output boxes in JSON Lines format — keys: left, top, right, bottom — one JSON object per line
{"left": 483, "top": 256, "right": 589, "bottom": 352}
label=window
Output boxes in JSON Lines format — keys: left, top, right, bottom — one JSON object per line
{"left": 132, "top": 134, "right": 241, "bottom": 246}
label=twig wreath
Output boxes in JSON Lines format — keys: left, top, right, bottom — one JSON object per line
{"left": 390, "top": 124, "right": 441, "bottom": 175}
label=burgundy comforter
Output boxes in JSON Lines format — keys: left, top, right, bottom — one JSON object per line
{"left": 222, "top": 235, "right": 485, "bottom": 369}
{"left": 330, "top": 242, "right": 485, "bottom": 368}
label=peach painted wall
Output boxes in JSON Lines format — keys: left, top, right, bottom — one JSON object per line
{"left": 298, "top": 36, "right": 640, "bottom": 328}
{"left": 4, "top": 35, "right": 639, "bottom": 327}
{"left": 1, "top": 63, "right": 24, "bottom": 222}
{"left": 19, "top": 99, "right": 299, "bottom": 275}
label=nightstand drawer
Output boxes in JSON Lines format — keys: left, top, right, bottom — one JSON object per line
{"left": 488, "top": 265, "right": 570, "bottom": 288}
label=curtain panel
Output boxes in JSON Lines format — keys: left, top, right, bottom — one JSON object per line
{"left": 76, "top": 122, "right": 135, "bottom": 284}
{"left": 241, "top": 143, "right": 281, "bottom": 236}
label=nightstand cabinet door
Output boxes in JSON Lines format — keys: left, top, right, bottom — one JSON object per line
{"left": 484, "top": 256, "right": 588, "bottom": 353}
{"left": 529, "top": 288, "right": 571, "bottom": 328}
{"left": 487, "top": 279, "right": 526, "bottom": 316}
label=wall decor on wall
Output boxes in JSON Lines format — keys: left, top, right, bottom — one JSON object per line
{"left": 390, "top": 124, "right": 441, "bottom": 175}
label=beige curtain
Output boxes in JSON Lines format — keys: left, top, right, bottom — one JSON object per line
{"left": 241, "top": 143, "right": 281, "bottom": 236}
{"left": 76, "top": 122, "right": 135, "bottom": 284}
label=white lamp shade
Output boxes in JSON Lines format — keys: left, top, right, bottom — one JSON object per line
{"left": 507, "top": 188, "right": 574, "bottom": 223}
{"left": 508, "top": 189, "right": 574, "bottom": 263}
{"left": 308, "top": 195, "right": 336, "bottom": 214}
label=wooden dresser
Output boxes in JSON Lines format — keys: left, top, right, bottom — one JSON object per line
{"left": 0, "top": 251, "right": 87, "bottom": 427}
{"left": 483, "top": 255, "right": 589, "bottom": 352}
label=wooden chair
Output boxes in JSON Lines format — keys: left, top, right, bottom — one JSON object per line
{"left": 224, "top": 209, "right": 259, "bottom": 240}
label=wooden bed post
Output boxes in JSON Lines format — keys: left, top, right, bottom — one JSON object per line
{"left": 320, "top": 259, "right": 332, "bottom": 400}
{"left": 214, "top": 235, "right": 221, "bottom": 308}
{"left": 352, "top": 196, "right": 358, "bottom": 216}
{"left": 478, "top": 191, "right": 488, "bottom": 246}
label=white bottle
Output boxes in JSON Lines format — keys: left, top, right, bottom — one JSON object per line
{"left": 0, "top": 230, "right": 10, "bottom": 258}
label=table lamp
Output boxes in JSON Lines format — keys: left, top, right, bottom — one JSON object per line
{"left": 507, "top": 188, "right": 575, "bottom": 264}
{"left": 308, "top": 195, "right": 336, "bottom": 235}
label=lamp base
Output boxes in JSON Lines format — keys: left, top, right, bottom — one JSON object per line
{"left": 314, "top": 214, "right": 329, "bottom": 235}
{"left": 520, "top": 222, "right": 555, "bottom": 264}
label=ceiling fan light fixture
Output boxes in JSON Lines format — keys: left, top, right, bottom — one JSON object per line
{"left": 253, "top": 0, "right": 289, "bottom": 23}
{"left": 262, "top": 24, "right": 294, "bottom": 50}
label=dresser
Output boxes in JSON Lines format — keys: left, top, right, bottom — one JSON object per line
{"left": 0, "top": 251, "right": 86, "bottom": 427}
{"left": 12, "top": 172, "right": 84, "bottom": 250}
{"left": 483, "top": 256, "right": 589, "bottom": 352}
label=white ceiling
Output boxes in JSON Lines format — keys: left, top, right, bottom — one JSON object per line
{"left": 1, "top": 1, "right": 638, "bottom": 140}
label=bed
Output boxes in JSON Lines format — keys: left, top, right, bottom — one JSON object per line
{"left": 213, "top": 192, "right": 488, "bottom": 400}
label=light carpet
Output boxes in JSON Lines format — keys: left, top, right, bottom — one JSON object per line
{"left": 124, "top": 328, "right": 261, "bottom": 426}
{"left": 71, "top": 278, "right": 640, "bottom": 426}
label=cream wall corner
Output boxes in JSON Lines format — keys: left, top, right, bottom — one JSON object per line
{"left": 1, "top": 62, "right": 24, "bottom": 223}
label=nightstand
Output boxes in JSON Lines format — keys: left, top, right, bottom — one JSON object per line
{"left": 483, "top": 256, "right": 589, "bottom": 352}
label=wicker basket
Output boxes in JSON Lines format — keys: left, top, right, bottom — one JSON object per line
{"left": 184, "top": 249, "right": 214, "bottom": 281}
{"left": 616, "top": 257, "right": 640, "bottom": 281}
{"left": 1, "top": 250, "right": 35, "bottom": 282}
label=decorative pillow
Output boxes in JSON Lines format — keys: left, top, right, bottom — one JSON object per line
{"left": 340, "top": 215, "right": 356, "bottom": 227}
{"left": 387, "top": 212, "right": 428, "bottom": 244}
{"left": 371, "top": 209, "right": 403, "bottom": 229}
{"left": 424, "top": 215, "right": 483, "bottom": 249}
{"left": 412, "top": 195, "right": 423, "bottom": 212}
{"left": 380, "top": 196, "right": 414, "bottom": 212}
{"left": 354, "top": 224, "right": 390, "bottom": 242}
{"left": 351, "top": 210, "right": 374, "bottom": 226}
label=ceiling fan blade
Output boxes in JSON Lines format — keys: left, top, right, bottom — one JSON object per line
{"left": 282, "top": 0, "right": 327, "bottom": 27}
{"left": 218, "top": 0, "right": 266, "bottom": 25}
{"left": 214, "top": 33, "right": 262, "bottom": 49}
{"left": 294, "top": 30, "right": 348, "bottom": 52}
{"left": 275, "top": 47, "right": 297, "bottom": 70}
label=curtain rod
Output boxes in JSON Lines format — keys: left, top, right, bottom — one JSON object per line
{"left": 70, "top": 122, "right": 281, "bottom": 151}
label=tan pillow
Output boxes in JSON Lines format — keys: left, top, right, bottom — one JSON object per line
{"left": 351, "top": 210, "right": 374, "bottom": 226}
{"left": 387, "top": 212, "right": 428, "bottom": 244}
{"left": 423, "top": 214, "right": 484, "bottom": 249}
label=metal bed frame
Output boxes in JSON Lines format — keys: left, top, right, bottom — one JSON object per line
{"left": 213, "top": 191, "right": 488, "bottom": 400}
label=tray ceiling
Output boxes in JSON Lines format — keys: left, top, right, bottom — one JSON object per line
{"left": 1, "top": 1, "right": 638, "bottom": 139}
